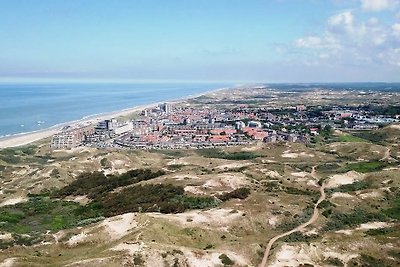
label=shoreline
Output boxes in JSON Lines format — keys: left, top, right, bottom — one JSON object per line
{"left": 0, "top": 86, "right": 232, "bottom": 149}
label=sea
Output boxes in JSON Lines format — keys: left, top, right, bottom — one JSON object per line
{"left": 0, "top": 82, "right": 232, "bottom": 138}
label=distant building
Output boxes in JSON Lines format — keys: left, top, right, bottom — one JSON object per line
{"left": 235, "top": 121, "right": 246, "bottom": 130}
{"left": 160, "top": 103, "right": 172, "bottom": 113}
{"left": 296, "top": 105, "right": 306, "bottom": 112}
{"left": 248, "top": 121, "right": 262, "bottom": 128}
{"left": 113, "top": 122, "right": 133, "bottom": 135}
{"left": 51, "top": 125, "right": 94, "bottom": 149}
{"left": 288, "top": 134, "right": 298, "bottom": 142}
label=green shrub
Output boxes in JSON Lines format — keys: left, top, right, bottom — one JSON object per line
{"left": 55, "top": 169, "right": 166, "bottom": 199}
{"left": 218, "top": 187, "right": 251, "bottom": 201}
{"left": 325, "top": 257, "right": 344, "bottom": 266}
{"left": 383, "top": 193, "right": 400, "bottom": 220}
{"left": 281, "top": 232, "right": 319, "bottom": 242}
{"left": 327, "top": 180, "right": 371, "bottom": 194}
{"left": 323, "top": 209, "right": 387, "bottom": 231}
{"left": 197, "top": 149, "right": 260, "bottom": 160}
{"left": 219, "top": 254, "right": 234, "bottom": 266}
{"left": 365, "top": 226, "right": 398, "bottom": 236}
{"left": 344, "top": 161, "right": 389, "bottom": 173}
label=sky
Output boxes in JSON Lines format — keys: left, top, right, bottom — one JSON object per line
{"left": 0, "top": 0, "right": 399, "bottom": 82}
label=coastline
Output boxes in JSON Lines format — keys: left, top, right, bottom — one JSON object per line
{"left": 0, "top": 86, "right": 231, "bottom": 149}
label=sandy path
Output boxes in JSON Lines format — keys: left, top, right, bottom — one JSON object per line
{"left": 259, "top": 166, "right": 326, "bottom": 267}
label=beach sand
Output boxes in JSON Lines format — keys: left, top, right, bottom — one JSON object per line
{"left": 0, "top": 87, "right": 229, "bottom": 149}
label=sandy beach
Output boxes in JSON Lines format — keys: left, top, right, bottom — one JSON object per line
{"left": 0, "top": 86, "right": 230, "bottom": 149}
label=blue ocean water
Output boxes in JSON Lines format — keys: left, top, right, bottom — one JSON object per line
{"left": 0, "top": 82, "right": 231, "bottom": 137}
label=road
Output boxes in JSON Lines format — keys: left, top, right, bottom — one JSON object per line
{"left": 259, "top": 166, "right": 326, "bottom": 267}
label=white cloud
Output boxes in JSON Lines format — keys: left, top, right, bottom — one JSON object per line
{"left": 293, "top": 9, "right": 400, "bottom": 68}
{"left": 295, "top": 36, "right": 322, "bottom": 48}
{"left": 328, "top": 11, "right": 367, "bottom": 37}
{"left": 361, "top": 0, "right": 398, "bottom": 12}
{"left": 393, "top": 23, "right": 400, "bottom": 38}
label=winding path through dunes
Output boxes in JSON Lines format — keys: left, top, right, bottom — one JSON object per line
{"left": 259, "top": 166, "right": 326, "bottom": 267}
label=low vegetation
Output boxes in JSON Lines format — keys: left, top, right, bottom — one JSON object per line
{"left": 219, "top": 254, "right": 234, "bottom": 266}
{"left": 54, "top": 169, "right": 166, "bottom": 199}
{"left": 343, "top": 161, "right": 390, "bottom": 173}
{"left": 327, "top": 180, "right": 372, "bottom": 194}
{"left": 323, "top": 209, "right": 387, "bottom": 231}
{"left": 333, "top": 134, "right": 368, "bottom": 143}
{"left": 281, "top": 232, "right": 320, "bottom": 243}
{"left": 218, "top": 187, "right": 251, "bottom": 201}
{"left": 197, "top": 148, "right": 260, "bottom": 160}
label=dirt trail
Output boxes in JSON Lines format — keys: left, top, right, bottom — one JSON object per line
{"left": 259, "top": 166, "right": 326, "bottom": 267}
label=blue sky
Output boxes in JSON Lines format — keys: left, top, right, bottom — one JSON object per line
{"left": 0, "top": 0, "right": 399, "bottom": 82}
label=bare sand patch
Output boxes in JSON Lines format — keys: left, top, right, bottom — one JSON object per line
{"left": 326, "top": 171, "right": 363, "bottom": 188}
{"left": 0, "top": 258, "right": 16, "bottom": 267}
{"left": 182, "top": 249, "right": 248, "bottom": 267}
{"left": 216, "top": 162, "right": 252, "bottom": 170}
{"left": 291, "top": 172, "right": 309, "bottom": 178}
{"left": 149, "top": 208, "right": 243, "bottom": 227}
{"left": 357, "top": 191, "right": 381, "bottom": 199}
{"left": 67, "top": 232, "right": 89, "bottom": 246}
{"left": 357, "top": 222, "right": 392, "bottom": 230}
{"left": 270, "top": 243, "right": 358, "bottom": 267}
{"left": 167, "top": 159, "right": 189, "bottom": 166}
{"left": 383, "top": 167, "right": 400, "bottom": 171}
{"left": 0, "top": 197, "right": 28, "bottom": 207}
{"left": 202, "top": 173, "right": 248, "bottom": 190}
{"left": 335, "top": 229, "right": 353, "bottom": 235}
{"left": 268, "top": 216, "right": 279, "bottom": 226}
{"left": 112, "top": 159, "right": 126, "bottom": 166}
{"left": 269, "top": 244, "right": 314, "bottom": 267}
{"left": 282, "top": 151, "right": 315, "bottom": 158}
{"left": 110, "top": 242, "right": 144, "bottom": 255}
{"left": 261, "top": 159, "right": 277, "bottom": 163}
{"left": 0, "top": 233, "right": 12, "bottom": 240}
{"left": 99, "top": 213, "right": 137, "bottom": 240}
{"left": 389, "top": 124, "right": 400, "bottom": 130}
{"left": 260, "top": 169, "right": 282, "bottom": 178}
{"left": 331, "top": 192, "right": 355, "bottom": 199}
{"left": 184, "top": 186, "right": 205, "bottom": 195}
{"left": 65, "top": 257, "right": 113, "bottom": 267}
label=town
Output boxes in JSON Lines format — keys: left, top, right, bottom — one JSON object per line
{"left": 50, "top": 102, "right": 400, "bottom": 149}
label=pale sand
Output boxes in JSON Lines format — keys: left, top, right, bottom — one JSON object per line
{"left": 148, "top": 208, "right": 243, "bottom": 227}
{"left": 357, "top": 222, "right": 392, "bottom": 230}
{"left": 0, "top": 258, "right": 16, "bottom": 267}
{"left": 65, "top": 257, "right": 112, "bottom": 267}
{"left": 182, "top": 249, "right": 248, "bottom": 267}
{"left": 0, "top": 197, "right": 28, "bottom": 207}
{"left": 110, "top": 242, "right": 144, "bottom": 255}
{"left": 0, "top": 233, "right": 12, "bottom": 240}
{"left": 331, "top": 192, "right": 355, "bottom": 199}
{"left": 202, "top": 173, "right": 248, "bottom": 190}
{"left": 326, "top": 171, "right": 363, "bottom": 188}
{"left": 67, "top": 232, "right": 89, "bottom": 246}
{"left": 389, "top": 124, "right": 400, "bottom": 129}
{"left": 282, "top": 151, "right": 315, "bottom": 158}
{"left": 291, "top": 172, "right": 309, "bottom": 178}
